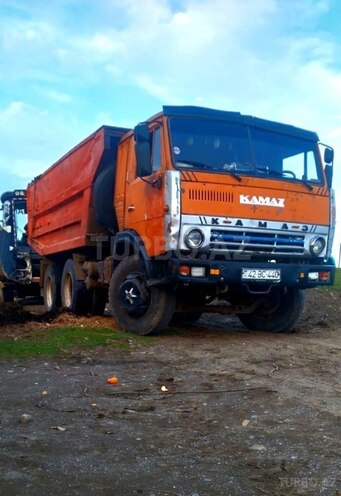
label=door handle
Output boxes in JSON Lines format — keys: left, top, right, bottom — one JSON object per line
{"left": 127, "top": 205, "right": 135, "bottom": 212}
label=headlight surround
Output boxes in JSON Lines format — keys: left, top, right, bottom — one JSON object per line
{"left": 309, "top": 236, "right": 326, "bottom": 256}
{"left": 184, "top": 228, "right": 204, "bottom": 249}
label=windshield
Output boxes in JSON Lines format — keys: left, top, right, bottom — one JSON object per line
{"left": 169, "top": 117, "right": 322, "bottom": 184}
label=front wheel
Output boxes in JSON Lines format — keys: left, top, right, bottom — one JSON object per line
{"left": 109, "top": 256, "right": 176, "bottom": 335}
{"left": 237, "top": 287, "right": 305, "bottom": 333}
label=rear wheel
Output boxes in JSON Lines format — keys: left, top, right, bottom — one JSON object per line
{"left": 238, "top": 287, "right": 305, "bottom": 333}
{"left": 43, "top": 264, "right": 62, "bottom": 312}
{"left": 109, "top": 256, "right": 176, "bottom": 335}
{"left": 61, "top": 259, "right": 87, "bottom": 314}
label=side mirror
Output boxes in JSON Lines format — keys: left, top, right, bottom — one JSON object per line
{"left": 134, "top": 123, "right": 150, "bottom": 144}
{"left": 324, "top": 147, "right": 334, "bottom": 164}
{"left": 134, "top": 123, "right": 152, "bottom": 177}
{"left": 322, "top": 146, "right": 334, "bottom": 188}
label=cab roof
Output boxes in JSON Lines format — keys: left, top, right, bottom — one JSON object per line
{"left": 162, "top": 105, "right": 319, "bottom": 142}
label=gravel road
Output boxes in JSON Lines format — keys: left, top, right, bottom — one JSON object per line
{"left": 0, "top": 290, "right": 340, "bottom": 496}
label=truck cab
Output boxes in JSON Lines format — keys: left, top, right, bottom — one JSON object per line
{"left": 111, "top": 106, "right": 335, "bottom": 332}
{"left": 125, "top": 106, "right": 334, "bottom": 260}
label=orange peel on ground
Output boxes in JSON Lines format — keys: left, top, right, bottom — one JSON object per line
{"left": 107, "top": 376, "right": 119, "bottom": 385}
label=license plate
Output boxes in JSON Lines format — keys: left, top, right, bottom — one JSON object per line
{"left": 241, "top": 268, "right": 281, "bottom": 281}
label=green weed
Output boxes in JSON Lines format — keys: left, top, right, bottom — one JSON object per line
{"left": 0, "top": 326, "right": 149, "bottom": 358}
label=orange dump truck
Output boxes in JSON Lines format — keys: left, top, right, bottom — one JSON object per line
{"left": 27, "top": 106, "right": 336, "bottom": 334}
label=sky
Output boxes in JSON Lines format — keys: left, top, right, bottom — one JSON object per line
{"left": 1, "top": 0, "right": 341, "bottom": 258}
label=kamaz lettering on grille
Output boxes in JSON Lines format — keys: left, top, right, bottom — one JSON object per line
{"left": 240, "top": 195, "right": 285, "bottom": 207}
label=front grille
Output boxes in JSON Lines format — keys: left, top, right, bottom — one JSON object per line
{"left": 210, "top": 229, "right": 305, "bottom": 255}
{"left": 188, "top": 188, "right": 233, "bottom": 203}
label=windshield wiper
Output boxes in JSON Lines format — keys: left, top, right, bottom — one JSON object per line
{"left": 223, "top": 169, "right": 242, "bottom": 182}
{"left": 257, "top": 166, "right": 314, "bottom": 190}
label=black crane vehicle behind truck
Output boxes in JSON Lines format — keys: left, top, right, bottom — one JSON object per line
{"left": 0, "top": 190, "right": 40, "bottom": 304}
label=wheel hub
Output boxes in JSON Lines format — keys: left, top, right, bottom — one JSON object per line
{"left": 118, "top": 274, "right": 150, "bottom": 314}
{"left": 124, "top": 286, "right": 138, "bottom": 305}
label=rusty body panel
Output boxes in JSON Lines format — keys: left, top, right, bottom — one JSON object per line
{"left": 115, "top": 119, "right": 170, "bottom": 257}
{"left": 27, "top": 125, "right": 129, "bottom": 256}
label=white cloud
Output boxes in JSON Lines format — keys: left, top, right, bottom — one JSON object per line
{"left": 1, "top": 18, "right": 57, "bottom": 49}
{"left": 51, "top": 0, "right": 336, "bottom": 131}
{"left": 41, "top": 90, "right": 73, "bottom": 103}
{"left": 1, "top": 101, "right": 27, "bottom": 119}
{"left": 71, "top": 34, "right": 123, "bottom": 61}
{"left": 1, "top": 0, "right": 340, "bottom": 151}
{"left": 134, "top": 74, "right": 182, "bottom": 105}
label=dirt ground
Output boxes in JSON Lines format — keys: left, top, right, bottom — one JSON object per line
{"left": 0, "top": 289, "right": 340, "bottom": 496}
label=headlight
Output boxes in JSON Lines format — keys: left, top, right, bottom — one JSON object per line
{"left": 309, "top": 237, "right": 326, "bottom": 256}
{"left": 185, "top": 229, "right": 204, "bottom": 249}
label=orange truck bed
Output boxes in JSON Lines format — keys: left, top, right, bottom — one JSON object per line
{"left": 27, "top": 125, "right": 129, "bottom": 256}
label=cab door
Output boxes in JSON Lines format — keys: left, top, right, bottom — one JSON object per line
{"left": 124, "top": 124, "right": 167, "bottom": 257}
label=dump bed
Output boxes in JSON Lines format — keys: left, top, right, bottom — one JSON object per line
{"left": 27, "top": 125, "right": 129, "bottom": 256}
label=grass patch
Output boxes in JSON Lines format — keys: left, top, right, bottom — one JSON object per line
{"left": 0, "top": 326, "right": 150, "bottom": 358}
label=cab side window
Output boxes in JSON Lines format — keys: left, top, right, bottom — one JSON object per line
{"left": 134, "top": 123, "right": 162, "bottom": 177}
{"left": 151, "top": 127, "right": 161, "bottom": 173}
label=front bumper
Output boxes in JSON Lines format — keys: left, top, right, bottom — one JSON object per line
{"left": 165, "top": 257, "right": 335, "bottom": 289}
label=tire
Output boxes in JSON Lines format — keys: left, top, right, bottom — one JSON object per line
{"left": 109, "top": 256, "right": 176, "bottom": 335}
{"left": 43, "top": 264, "right": 62, "bottom": 312}
{"left": 172, "top": 312, "right": 203, "bottom": 325}
{"left": 93, "top": 167, "right": 118, "bottom": 232}
{"left": 238, "top": 287, "right": 305, "bottom": 333}
{"left": 61, "top": 259, "right": 88, "bottom": 315}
